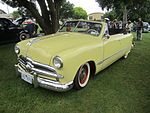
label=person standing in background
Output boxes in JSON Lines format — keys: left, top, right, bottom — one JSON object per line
{"left": 126, "top": 20, "right": 132, "bottom": 33}
{"left": 104, "top": 18, "right": 110, "bottom": 34}
{"left": 136, "top": 18, "right": 143, "bottom": 41}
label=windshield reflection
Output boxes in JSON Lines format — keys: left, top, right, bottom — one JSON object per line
{"left": 59, "top": 21, "right": 102, "bottom": 36}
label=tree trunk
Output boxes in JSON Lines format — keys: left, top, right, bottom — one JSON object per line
{"left": 17, "top": 0, "right": 60, "bottom": 35}
{"left": 37, "top": 0, "right": 53, "bottom": 34}
{"left": 47, "top": 0, "right": 59, "bottom": 33}
{"left": 123, "top": 5, "right": 128, "bottom": 29}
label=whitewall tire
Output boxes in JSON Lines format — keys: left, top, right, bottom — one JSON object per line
{"left": 74, "top": 63, "right": 90, "bottom": 89}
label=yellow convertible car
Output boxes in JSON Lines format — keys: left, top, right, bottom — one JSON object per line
{"left": 14, "top": 20, "right": 133, "bottom": 92}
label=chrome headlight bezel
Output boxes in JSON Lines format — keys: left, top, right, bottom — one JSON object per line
{"left": 14, "top": 44, "right": 20, "bottom": 54}
{"left": 53, "top": 56, "right": 63, "bottom": 69}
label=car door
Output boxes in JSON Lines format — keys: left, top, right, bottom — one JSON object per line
{"left": 119, "top": 33, "right": 133, "bottom": 53}
{"left": 102, "top": 26, "right": 122, "bottom": 69}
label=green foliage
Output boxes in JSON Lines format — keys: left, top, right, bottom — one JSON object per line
{"left": 11, "top": 10, "right": 21, "bottom": 19}
{"left": 73, "top": 7, "right": 88, "bottom": 19}
{"left": 60, "top": 3, "right": 88, "bottom": 20}
{"left": 127, "top": 0, "right": 150, "bottom": 22}
{"left": 144, "top": 14, "right": 150, "bottom": 23}
{"left": 96, "top": 0, "right": 150, "bottom": 22}
{"left": 59, "top": 1, "right": 74, "bottom": 19}
{"left": 104, "top": 9, "right": 125, "bottom": 21}
{"left": 103, "top": 10, "right": 118, "bottom": 21}
{"left": 96, "top": 0, "right": 148, "bottom": 10}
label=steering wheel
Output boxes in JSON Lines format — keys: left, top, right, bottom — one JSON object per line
{"left": 86, "top": 29, "right": 99, "bottom": 36}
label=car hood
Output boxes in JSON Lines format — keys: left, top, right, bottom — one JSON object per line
{"left": 24, "top": 32, "right": 97, "bottom": 64}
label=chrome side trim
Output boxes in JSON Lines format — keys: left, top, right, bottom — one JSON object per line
{"left": 97, "top": 61, "right": 103, "bottom": 65}
{"left": 97, "top": 46, "right": 130, "bottom": 65}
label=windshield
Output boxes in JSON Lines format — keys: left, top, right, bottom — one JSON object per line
{"left": 59, "top": 21, "right": 102, "bottom": 36}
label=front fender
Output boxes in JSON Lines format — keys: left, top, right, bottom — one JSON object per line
{"left": 52, "top": 41, "right": 103, "bottom": 84}
{"left": 19, "top": 30, "right": 29, "bottom": 34}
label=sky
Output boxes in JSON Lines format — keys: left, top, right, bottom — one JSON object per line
{"left": 67, "top": 0, "right": 106, "bottom": 14}
{"left": 0, "top": 1, "right": 17, "bottom": 14}
{"left": 0, "top": 0, "right": 106, "bottom": 14}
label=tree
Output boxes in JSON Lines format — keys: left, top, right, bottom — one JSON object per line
{"left": 59, "top": 1, "right": 74, "bottom": 20}
{"left": 73, "top": 7, "right": 87, "bottom": 19}
{"left": 11, "top": 10, "right": 21, "bottom": 19}
{"left": 103, "top": 10, "right": 118, "bottom": 21}
{"left": 2, "top": 0, "right": 65, "bottom": 35}
{"left": 96, "top": 0, "right": 127, "bottom": 28}
{"left": 96, "top": 0, "right": 150, "bottom": 27}
{"left": 17, "top": 7, "right": 33, "bottom": 18}
{"left": 127, "top": 1, "right": 150, "bottom": 23}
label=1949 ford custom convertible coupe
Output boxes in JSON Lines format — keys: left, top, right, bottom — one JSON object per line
{"left": 14, "top": 20, "right": 133, "bottom": 92}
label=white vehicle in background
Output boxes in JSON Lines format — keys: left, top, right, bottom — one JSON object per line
{"left": 148, "top": 24, "right": 150, "bottom": 31}
{"left": 142, "top": 22, "right": 149, "bottom": 33}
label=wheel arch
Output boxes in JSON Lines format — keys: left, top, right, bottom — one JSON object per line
{"left": 73, "top": 60, "right": 96, "bottom": 82}
{"left": 88, "top": 61, "right": 96, "bottom": 76}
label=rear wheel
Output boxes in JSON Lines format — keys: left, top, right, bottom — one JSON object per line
{"left": 74, "top": 63, "right": 90, "bottom": 89}
{"left": 19, "top": 33, "right": 30, "bottom": 41}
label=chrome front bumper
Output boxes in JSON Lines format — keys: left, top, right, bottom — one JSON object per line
{"left": 15, "top": 64, "right": 73, "bottom": 92}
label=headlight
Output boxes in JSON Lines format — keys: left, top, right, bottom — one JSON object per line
{"left": 53, "top": 56, "right": 63, "bottom": 69}
{"left": 14, "top": 44, "right": 20, "bottom": 54}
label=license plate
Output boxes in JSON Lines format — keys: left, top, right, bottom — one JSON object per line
{"left": 21, "top": 72, "right": 33, "bottom": 84}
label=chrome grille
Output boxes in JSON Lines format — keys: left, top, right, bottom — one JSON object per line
{"left": 17, "top": 55, "right": 63, "bottom": 79}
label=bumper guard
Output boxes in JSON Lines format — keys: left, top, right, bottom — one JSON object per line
{"left": 15, "top": 64, "right": 73, "bottom": 92}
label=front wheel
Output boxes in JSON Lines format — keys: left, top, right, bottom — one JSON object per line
{"left": 74, "top": 63, "right": 90, "bottom": 90}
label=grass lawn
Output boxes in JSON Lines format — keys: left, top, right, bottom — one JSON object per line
{"left": 0, "top": 33, "right": 150, "bottom": 113}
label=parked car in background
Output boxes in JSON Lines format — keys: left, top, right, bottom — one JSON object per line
{"left": 0, "top": 18, "right": 30, "bottom": 44}
{"left": 15, "top": 20, "right": 133, "bottom": 92}
{"left": 148, "top": 23, "right": 150, "bottom": 31}
{"left": 142, "top": 22, "right": 149, "bottom": 33}
{"left": 13, "top": 17, "right": 41, "bottom": 38}
{"left": 13, "top": 17, "right": 29, "bottom": 26}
